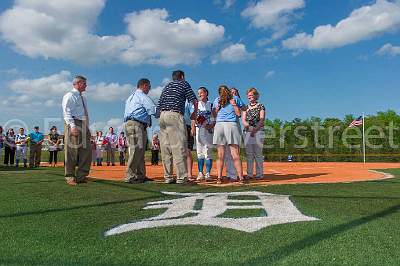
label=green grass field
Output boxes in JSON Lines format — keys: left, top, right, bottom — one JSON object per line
{"left": 1, "top": 166, "right": 399, "bottom": 265}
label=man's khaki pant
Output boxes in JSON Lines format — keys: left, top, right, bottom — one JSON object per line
{"left": 29, "top": 144, "right": 42, "bottom": 167}
{"left": 64, "top": 120, "right": 91, "bottom": 182}
{"left": 159, "top": 111, "right": 188, "bottom": 182}
{"left": 106, "top": 146, "right": 116, "bottom": 164}
{"left": 125, "top": 120, "right": 147, "bottom": 181}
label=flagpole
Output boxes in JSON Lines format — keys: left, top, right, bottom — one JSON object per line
{"left": 362, "top": 113, "right": 366, "bottom": 163}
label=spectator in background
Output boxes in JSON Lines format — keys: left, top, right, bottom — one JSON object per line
{"left": 105, "top": 127, "right": 118, "bottom": 166}
{"left": 151, "top": 133, "right": 160, "bottom": 166}
{"left": 0, "top": 126, "right": 4, "bottom": 164}
{"left": 95, "top": 131, "right": 105, "bottom": 166}
{"left": 91, "top": 136, "right": 97, "bottom": 166}
{"left": 4, "top": 128, "right": 15, "bottom": 166}
{"left": 48, "top": 126, "right": 60, "bottom": 167}
{"left": 29, "top": 126, "right": 44, "bottom": 167}
{"left": 117, "top": 132, "right": 127, "bottom": 166}
{"left": 15, "top": 127, "right": 28, "bottom": 168}
{"left": 242, "top": 88, "right": 265, "bottom": 179}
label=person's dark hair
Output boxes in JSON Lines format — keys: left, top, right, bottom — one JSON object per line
{"left": 218, "top": 85, "right": 232, "bottom": 107}
{"left": 198, "top": 87, "right": 209, "bottom": 101}
{"left": 137, "top": 78, "right": 150, "bottom": 88}
{"left": 7, "top": 128, "right": 14, "bottom": 136}
{"left": 172, "top": 70, "right": 185, "bottom": 81}
{"left": 198, "top": 87, "right": 208, "bottom": 96}
{"left": 50, "top": 126, "right": 57, "bottom": 131}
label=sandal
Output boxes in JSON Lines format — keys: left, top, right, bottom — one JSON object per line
{"left": 239, "top": 178, "right": 246, "bottom": 185}
{"left": 216, "top": 178, "right": 222, "bottom": 184}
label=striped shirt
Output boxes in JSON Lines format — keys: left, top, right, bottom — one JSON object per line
{"left": 156, "top": 80, "right": 197, "bottom": 116}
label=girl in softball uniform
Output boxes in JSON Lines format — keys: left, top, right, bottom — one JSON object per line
{"left": 15, "top": 128, "right": 28, "bottom": 167}
{"left": 195, "top": 87, "right": 215, "bottom": 181}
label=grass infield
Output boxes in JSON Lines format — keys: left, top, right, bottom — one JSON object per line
{"left": 0, "top": 166, "right": 400, "bottom": 265}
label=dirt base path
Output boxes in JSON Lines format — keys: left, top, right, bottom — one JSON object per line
{"left": 86, "top": 162, "right": 400, "bottom": 186}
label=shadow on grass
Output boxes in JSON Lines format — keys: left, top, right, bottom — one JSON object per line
{"left": 6, "top": 179, "right": 65, "bottom": 185}
{"left": 261, "top": 173, "right": 329, "bottom": 181}
{"left": 0, "top": 194, "right": 164, "bottom": 219}
{"left": 243, "top": 203, "right": 400, "bottom": 265}
{"left": 293, "top": 195, "right": 400, "bottom": 200}
{"left": 0, "top": 166, "right": 50, "bottom": 172}
{"left": 0, "top": 180, "right": 213, "bottom": 219}
{"left": 93, "top": 179, "right": 214, "bottom": 195}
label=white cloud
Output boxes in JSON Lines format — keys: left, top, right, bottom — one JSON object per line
{"left": 8, "top": 70, "right": 71, "bottom": 98}
{"left": 283, "top": 0, "right": 400, "bottom": 51}
{"left": 0, "top": 0, "right": 129, "bottom": 64}
{"left": 0, "top": 71, "right": 139, "bottom": 116}
{"left": 213, "top": 0, "right": 235, "bottom": 9}
{"left": 265, "top": 70, "right": 276, "bottom": 79}
{"left": 6, "top": 70, "right": 133, "bottom": 103}
{"left": 377, "top": 43, "right": 400, "bottom": 56}
{"left": 121, "top": 9, "right": 225, "bottom": 66}
{"left": 89, "top": 83, "right": 133, "bottom": 102}
{"left": 0, "top": 2, "right": 225, "bottom": 66}
{"left": 90, "top": 118, "right": 124, "bottom": 134}
{"left": 212, "top": 43, "right": 255, "bottom": 64}
{"left": 223, "top": 0, "right": 235, "bottom": 9}
{"left": 241, "top": 0, "right": 305, "bottom": 41}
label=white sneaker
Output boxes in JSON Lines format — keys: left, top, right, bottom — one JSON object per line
{"left": 197, "top": 172, "right": 204, "bottom": 181}
{"left": 205, "top": 172, "right": 212, "bottom": 181}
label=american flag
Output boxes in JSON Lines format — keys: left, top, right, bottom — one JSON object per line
{"left": 348, "top": 116, "right": 363, "bottom": 128}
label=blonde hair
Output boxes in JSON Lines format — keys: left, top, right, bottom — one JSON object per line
{"left": 218, "top": 85, "right": 232, "bottom": 107}
{"left": 247, "top": 87, "right": 259, "bottom": 100}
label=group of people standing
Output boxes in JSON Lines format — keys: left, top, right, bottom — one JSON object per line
{"left": 0, "top": 126, "right": 62, "bottom": 167}
{"left": 61, "top": 70, "right": 265, "bottom": 186}
{"left": 91, "top": 128, "right": 127, "bottom": 166}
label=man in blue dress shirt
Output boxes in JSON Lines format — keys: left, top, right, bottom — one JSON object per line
{"left": 29, "top": 126, "right": 44, "bottom": 167}
{"left": 124, "top": 78, "right": 156, "bottom": 183}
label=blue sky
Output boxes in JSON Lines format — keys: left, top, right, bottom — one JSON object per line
{"left": 0, "top": 0, "right": 399, "bottom": 134}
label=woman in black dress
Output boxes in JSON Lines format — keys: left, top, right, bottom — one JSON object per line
{"left": 48, "top": 126, "right": 60, "bottom": 167}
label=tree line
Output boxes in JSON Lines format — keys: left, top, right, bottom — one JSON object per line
{"left": 263, "top": 110, "right": 400, "bottom": 162}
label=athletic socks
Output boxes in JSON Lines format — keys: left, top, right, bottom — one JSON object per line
{"left": 198, "top": 158, "right": 205, "bottom": 173}
{"left": 206, "top": 159, "right": 213, "bottom": 174}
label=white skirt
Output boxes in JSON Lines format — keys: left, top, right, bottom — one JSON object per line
{"left": 213, "top": 122, "right": 242, "bottom": 145}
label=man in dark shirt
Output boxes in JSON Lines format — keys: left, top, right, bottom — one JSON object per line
{"left": 157, "top": 70, "right": 198, "bottom": 184}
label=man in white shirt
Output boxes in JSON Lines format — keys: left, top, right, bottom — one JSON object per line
{"left": 62, "top": 75, "right": 91, "bottom": 186}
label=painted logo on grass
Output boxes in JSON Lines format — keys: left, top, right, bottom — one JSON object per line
{"left": 105, "top": 191, "right": 318, "bottom": 236}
